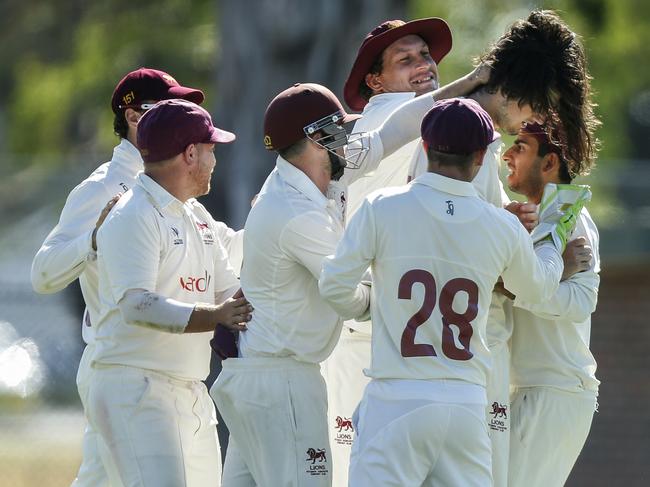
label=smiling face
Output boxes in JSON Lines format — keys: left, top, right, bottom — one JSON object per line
{"left": 365, "top": 35, "right": 439, "bottom": 97}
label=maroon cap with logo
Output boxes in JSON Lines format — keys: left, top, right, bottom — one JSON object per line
{"left": 111, "top": 67, "right": 205, "bottom": 114}
{"left": 421, "top": 98, "right": 494, "bottom": 155}
{"left": 344, "top": 18, "right": 452, "bottom": 111}
{"left": 137, "top": 99, "right": 235, "bottom": 163}
{"left": 263, "top": 83, "right": 361, "bottom": 151}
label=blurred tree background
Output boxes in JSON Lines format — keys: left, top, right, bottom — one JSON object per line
{"left": 2, "top": 0, "right": 649, "bottom": 229}
{"left": 0, "top": 0, "right": 648, "bottom": 485}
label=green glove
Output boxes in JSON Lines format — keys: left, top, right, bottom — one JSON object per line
{"left": 530, "top": 183, "right": 592, "bottom": 252}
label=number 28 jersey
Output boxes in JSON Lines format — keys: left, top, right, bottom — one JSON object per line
{"left": 320, "top": 172, "right": 563, "bottom": 387}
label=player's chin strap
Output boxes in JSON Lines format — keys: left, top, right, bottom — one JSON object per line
{"left": 304, "top": 111, "right": 370, "bottom": 181}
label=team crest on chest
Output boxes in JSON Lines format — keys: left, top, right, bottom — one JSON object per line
{"left": 170, "top": 226, "right": 184, "bottom": 245}
{"left": 196, "top": 221, "right": 215, "bottom": 245}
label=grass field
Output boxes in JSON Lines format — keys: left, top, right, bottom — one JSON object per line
{"left": 0, "top": 408, "right": 83, "bottom": 487}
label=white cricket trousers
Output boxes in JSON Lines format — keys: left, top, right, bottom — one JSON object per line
{"left": 508, "top": 386, "right": 597, "bottom": 487}
{"left": 320, "top": 327, "right": 371, "bottom": 487}
{"left": 485, "top": 341, "right": 510, "bottom": 487}
{"left": 211, "top": 357, "right": 331, "bottom": 487}
{"left": 72, "top": 343, "right": 120, "bottom": 487}
{"left": 350, "top": 379, "right": 492, "bottom": 487}
{"left": 87, "top": 364, "right": 221, "bottom": 487}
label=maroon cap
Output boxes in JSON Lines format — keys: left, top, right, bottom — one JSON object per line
{"left": 521, "top": 122, "right": 564, "bottom": 156}
{"left": 137, "top": 99, "right": 235, "bottom": 163}
{"left": 111, "top": 68, "right": 205, "bottom": 114}
{"left": 344, "top": 18, "right": 452, "bottom": 112}
{"left": 421, "top": 98, "right": 494, "bottom": 155}
{"left": 263, "top": 83, "right": 361, "bottom": 151}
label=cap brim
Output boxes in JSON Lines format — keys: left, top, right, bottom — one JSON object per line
{"left": 344, "top": 18, "right": 452, "bottom": 112}
{"left": 168, "top": 86, "right": 205, "bottom": 105}
{"left": 208, "top": 126, "right": 236, "bottom": 144}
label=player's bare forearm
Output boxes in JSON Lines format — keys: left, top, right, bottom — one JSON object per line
{"left": 186, "top": 298, "right": 252, "bottom": 333}
{"left": 432, "top": 63, "right": 490, "bottom": 102}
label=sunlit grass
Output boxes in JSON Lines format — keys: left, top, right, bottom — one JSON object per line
{"left": 0, "top": 408, "right": 84, "bottom": 487}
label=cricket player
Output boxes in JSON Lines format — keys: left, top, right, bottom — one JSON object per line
{"left": 501, "top": 122, "right": 600, "bottom": 487}
{"left": 321, "top": 18, "right": 497, "bottom": 485}
{"left": 405, "top": 11, "right": 600, "bottom": 485}
{"left": 210, "top": 79, "right": 488, "bottom": 487}
{"left": 86, "top": 99, "right": 251, "bottom": 487}
{"left": 30, "top": 67, "right": 228, "bottom": 487}
{"left": 319, "top": 98, "right": 584, "bottom": 486}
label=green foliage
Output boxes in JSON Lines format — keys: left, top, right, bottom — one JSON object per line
{"left": 2, "top": 0, "right": 648, "bottom": 170}
{"left": 409, "top": 0, "right": 650, "bottom": 162}
{"left": 2, "top": 0, "right": 217, "bottom": 164}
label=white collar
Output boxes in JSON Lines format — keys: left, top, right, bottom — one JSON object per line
{"left": 136, "top": 173, "right": 185, "bottom": 214}
{"left": 412, "top": 172, "right": 479, "bottom": 198}
{"left": 113, "top": 138, "right": 144, "bottom": 170}
{"left": 366, "top": 91, "right": 416, "bottom": 109}
{"left": 276, "top": 156, "right": 329, "bottom": 208}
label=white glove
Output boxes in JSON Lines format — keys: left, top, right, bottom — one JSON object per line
{"left": 530, "top": 183, "right": 591, "bottom": 252}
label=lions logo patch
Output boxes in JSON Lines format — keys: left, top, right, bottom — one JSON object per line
{"left": 305, "top": 447, "right": 328, "bottom": 476}
{"left": 488, "top": 402, "right": 509, "bottom": 433}
{"left": 333, "top": 416, "right": 354, "bottom": 446}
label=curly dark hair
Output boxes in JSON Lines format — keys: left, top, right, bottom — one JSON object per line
{"left": 479, "top": 10, "right": 600, "bottom": 173}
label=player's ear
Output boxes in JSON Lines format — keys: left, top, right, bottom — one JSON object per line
{"left": 474, "top": 149, "right": 487, "bottom": 167}
{"left": 182, "top": 143, "right": 198, "bottom": 165}
{"left": 365, "top": 72, "right": 383, "bottom": 94}
{"left": 541, "top": 152, "right": 559, "bottom": 175}
{"left": 125, "top": 108, "right": 141, "bottom": 129}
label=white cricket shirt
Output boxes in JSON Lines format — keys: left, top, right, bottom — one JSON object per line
{"left": 341, "top": 92, "right": 423, "bottom": 335}
{"left": 31, "top": 139, "right": 143, "bottom": 344}
{"left": 93, "top": 173, "right": 239, "bottom": 380}
{"left": 319, "top": 172, "right": 563, "bottom": 386}
{"left": 345, "top": 92, "right": 420, "bottom": 217}
{"left": 510, "top": 209, "right": 601, "bottom": 392}
{"left": 410, "top": 128, "right": 515, "bottom": 347}
{"left": 238, "top": 157, "right": 348, "bottom": 363}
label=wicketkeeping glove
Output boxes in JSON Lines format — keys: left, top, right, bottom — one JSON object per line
{"left": 530, "top": 183, "right": 591, "bottom": 252}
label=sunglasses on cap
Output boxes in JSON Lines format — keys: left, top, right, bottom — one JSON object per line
{"left": 118, "top": 103, "right": 157, "bottom": 112}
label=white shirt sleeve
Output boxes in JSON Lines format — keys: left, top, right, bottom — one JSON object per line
{"left": 214, "top": 222, "right": 244, "bottom": 278}
{"left": 343, "top": 93, "right": 436, "bottom": 187}
{"left": 119, "top": 289, "right": 195, "bottom": 334}
{"left": 501, "top": 231, "right": 564, "bottom": 305}
{"left": 513, "top": 216, "right": 600, "bottom": 321}
{"left": 212, "top": 239, "right": 241, "bottom": 305}
{"left": 31, "top": 180, "right": 111, "bottom": 293}
{"left": 279, "top": 211, "right": 341, "bottom": 280}
{"left": 376, "top": 92, "right": 435, "bottom": 159}
{"left": 319, "top": 200, "right": 375, "bottom": 320}
{"left": 98, "top": 205, "right": 161, "bottom": 303}
{"left": 513, "top": 270, "right": 599, "bottom": 322}
{"left": 341, "top": 131, "right": 385, "bottom": 185}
